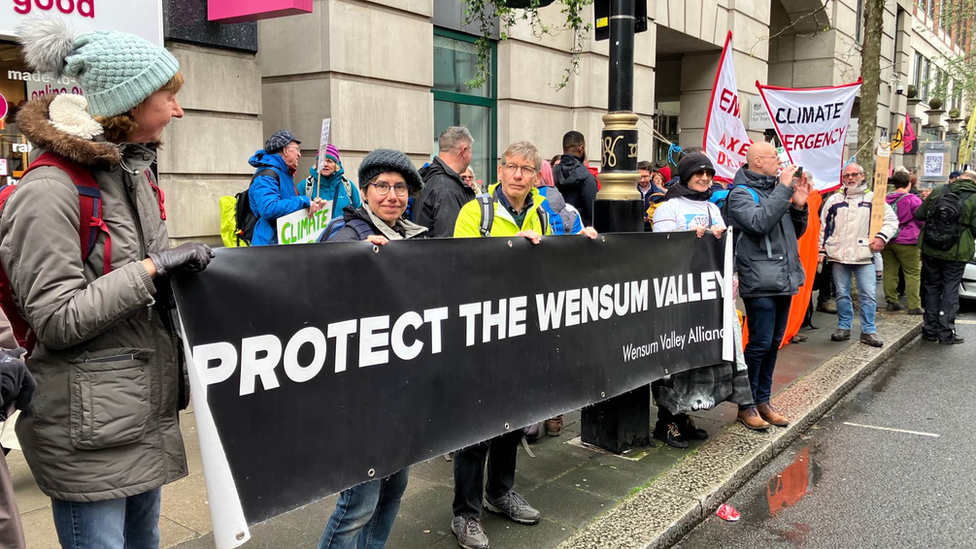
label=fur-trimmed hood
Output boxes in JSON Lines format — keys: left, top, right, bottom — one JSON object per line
{"left": 16, "top": 95, "right": 122, "bottom": 168}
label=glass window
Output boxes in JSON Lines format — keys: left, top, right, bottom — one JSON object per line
{"left": 434, "top": 101, "right": 491, "bottom": 186}
{"left": 1, "top": 42, "right": 31, "bottom": 185}
{"left": 434, "top": 35, "right": 490, "bottom": 98}
{"left": 431, "top": 29, "right": 496, "bottom": 190}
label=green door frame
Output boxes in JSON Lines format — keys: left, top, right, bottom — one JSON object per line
{"left": 432, "top": 27, "right": 498, "bottom": 173}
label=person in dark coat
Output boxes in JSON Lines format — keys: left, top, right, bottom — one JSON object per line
{"left": 317, "top": 149, "right": 426, "bottom": 549}
{"left": 554, "top": 131, "right": 599, "bottom": 226}
{"left": 726, "top": 142, "right": 810, "bottom": 429}
{"left": 416, "top": 126, "right": 476, "bottom": 237}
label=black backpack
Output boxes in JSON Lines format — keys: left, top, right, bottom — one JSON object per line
{"left": 235, "top": 169, "right": 278, "bottom": 246}
{"left": 922, "top": 189, "right": 975, "bottom": 251}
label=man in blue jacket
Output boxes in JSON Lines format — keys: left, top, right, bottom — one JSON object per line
{"left": 248, "top": 130, "right": 327, "bottom": 245}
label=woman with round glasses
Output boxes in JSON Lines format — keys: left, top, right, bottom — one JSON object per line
{"left": 327, "top": 149, "right": 429, "bottom": 245}
{"left": 650, "top": 153, "right": 767, "bottom": 449}
{"left": 317, "top": 149, "right": 427, "bottom": 549}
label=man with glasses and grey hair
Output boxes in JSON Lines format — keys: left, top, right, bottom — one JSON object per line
{"left": 819, "top": 163, "right": 898, "bottom": 348}
{"left": 450, "top": 141, "right": 596, "bottom": 549}
{"left": 417, "top": 126, "right": 476, "bottom": 237}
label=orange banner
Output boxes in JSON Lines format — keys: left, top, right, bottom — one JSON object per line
{"left": 780, "top": 190, "right": 822, "bottom": 348}
{"left": 740, "top": 190, "right": 822, "bottom": 350}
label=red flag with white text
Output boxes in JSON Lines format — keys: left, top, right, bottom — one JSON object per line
{"left": 757, "top": 79, "right": 861, "bottom": 192}
{"left": 702, "top": 31, "right": 752, "bottom": 182}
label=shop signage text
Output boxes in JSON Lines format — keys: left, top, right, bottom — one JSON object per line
{"left": 2, "top": 0, "right": 163, "bottom": 46}
{"left": 13, "top": 0, "right": 95, "bottom": 17}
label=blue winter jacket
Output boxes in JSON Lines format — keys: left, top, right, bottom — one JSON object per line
{"left": 299, "top": 163, "right": 362, "bottom": 219}
{"left": 538, "top": 185, "right": 584, "bottom": 235}
{"left": 248, "top": 150, "right": 310, "bottom": 246}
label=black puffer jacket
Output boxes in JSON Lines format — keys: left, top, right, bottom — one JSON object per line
{"left": 726, "top": 166, "right": 808, "bottom": 298}
{"left": 554, "top": 154, "right": 598, "bottom": 226}
{"left": 416, "top": 157, "right": 476, "bottom": 237}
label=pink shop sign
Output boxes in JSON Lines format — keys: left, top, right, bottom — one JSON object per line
{"left": 208, "top": 0, "right": 313, "bottom": 23}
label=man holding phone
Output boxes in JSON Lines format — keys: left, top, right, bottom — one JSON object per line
{"left": 726, "top": 142, "right": 811, "bottom": 428}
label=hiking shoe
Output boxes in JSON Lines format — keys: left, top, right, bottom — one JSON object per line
{"left": 756, "top": 403, "right": 789, "bottom": 427}
{"left": 653, "top": 421, "right": 689, "bottom": 449}
{"left": 677, "top": 414, "right": 708, "bottom": 440}
{"left": 908, "top": 308, "right": 924, "bottom": 315}
{"left": 831, "top": 329, "right": 851, "bottom": 341}
{"left": 452, "top": 516, "right": 489, "bottom": 549}
{"left": 816, "top": 301, "right": 837, "bottom": 314}
{"left": 737, "top": 407, "right": 770, "bottom": 431}
{"left": 545, "top": 416, "right": 563, "bottom": 437}
{"left": 922, "top": 332, "right": 938, "bottom": 342}
{"left": 940, "top": 335, "right": 965, "bottom": 345}
{"left": 886, "top": 301, "right": 905, "bottom": 312}
{"left": 484, "top": 491, "right": 540, "bottom": 525}
{"left": 860, "top": 333, "right": 884, "bottom": 348}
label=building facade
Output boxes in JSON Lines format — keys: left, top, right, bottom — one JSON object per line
{"left": 0, "top": 0, "right": 969, "bottom": 244}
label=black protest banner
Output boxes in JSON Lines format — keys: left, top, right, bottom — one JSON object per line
{"left": 172, "top": 232, "right": 731, "bottom": 543}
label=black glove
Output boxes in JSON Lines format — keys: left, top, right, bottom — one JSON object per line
{"left": 0, "top": 348, "right": 35, "bottom": 420}
{"left": 148, "top": 244, "right": 216, "bottom": 278}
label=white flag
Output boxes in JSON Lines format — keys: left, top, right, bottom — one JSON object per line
{"left": 702, "top": 31, "right": 752, "bottom": 182}
{"left": 317, "top": 118, "right": 331, "bottom": 171}
{"left": 757, "top": 80, "right": 861, "bottom": 191}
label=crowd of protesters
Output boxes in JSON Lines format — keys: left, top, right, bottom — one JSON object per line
{"left": 0, "top": 19, "right": 973, "bottom": 549}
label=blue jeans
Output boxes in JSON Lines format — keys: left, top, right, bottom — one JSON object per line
{"left": 319, "top": 468, "right": 409, "bottom": 549}
{"left": 742, "top": 296, "right": 792, "bottom": 406}
{"left": 833, "top": 262, "right": 877, "bottom": 334}
{"left": 51, "top": 488, "right": 161, "bottom": 549}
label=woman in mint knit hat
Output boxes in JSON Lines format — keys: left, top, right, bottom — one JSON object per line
{"left": 3, "top": 17, "right": 214, "bottom": 549}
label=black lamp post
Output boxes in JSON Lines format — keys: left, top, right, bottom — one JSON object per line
{"left": 580, "top": 0, "right": 650, "bottom": 454}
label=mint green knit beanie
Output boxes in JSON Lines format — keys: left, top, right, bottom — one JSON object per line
{"left": 18, "top": 17, "right": 179, "bottom": 117}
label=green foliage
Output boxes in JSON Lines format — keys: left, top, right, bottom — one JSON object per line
{"left": 462, "top": 0, "right": 594, "bottom": 91}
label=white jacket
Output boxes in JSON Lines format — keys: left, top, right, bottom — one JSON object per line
{"left": 819, "top": 185, "right": 898, "bottom": 265}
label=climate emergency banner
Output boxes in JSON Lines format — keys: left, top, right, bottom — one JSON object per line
{"left": 172, "top": 233, "right": 733, "bottom": 548}
{"left": 703, "top": 31, "right": 753, "bottom": 182}
{"left": 757, "top": 79, "right": 861, "bottom": 191}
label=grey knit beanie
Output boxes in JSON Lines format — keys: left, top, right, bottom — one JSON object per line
{"left": 18, "top": 17, "right": 179, "bottom": 117}
{"left": 358, "top": 149, "right": 424, "bottom": 192}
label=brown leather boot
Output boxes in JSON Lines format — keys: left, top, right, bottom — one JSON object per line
{"left": 756, "top": 403, "right": 789, "bottom": 427}
{"left": 545, "top": 416, "right": 563, "bottom": 437}
{"left": 736, "top": 407, "right": 770, "bottom": 431}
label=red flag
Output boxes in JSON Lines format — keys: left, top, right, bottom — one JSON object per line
{"left": 702, "top": 31, "right": 752, "bottom": 182}
{"left": 904, "top": 111, "right": 916, "bottom": 154}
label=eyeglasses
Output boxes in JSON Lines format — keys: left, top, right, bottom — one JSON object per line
{"left": 461, "top": 175, "right": 475, "bottom": 182}
{"left": 842, "top": 173, "right": 863, "bottom": 179}
{"left": 502, "top": 163, "right": 537, "bottom": 178}
{"left": 693, "top": 169, "right": 716, "bottom": 179}
{"left": 369, "top": 182, "right": 410, "bottom": 196}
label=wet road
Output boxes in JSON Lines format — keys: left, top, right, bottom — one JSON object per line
{"left": 674, "top": 308, "right": 976, "bottom": 549}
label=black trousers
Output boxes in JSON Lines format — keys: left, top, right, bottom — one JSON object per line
{"left": 921, "top": 254, "right": 967, "bottom": 342}
{"left": 452, "top": 429, "right": 522, "bottom": 517}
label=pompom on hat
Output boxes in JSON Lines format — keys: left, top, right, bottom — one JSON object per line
{"left": 17, "top": 16, "right": 179, "bottom": 117}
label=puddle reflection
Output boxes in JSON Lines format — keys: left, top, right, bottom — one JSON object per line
{"left": 766, "top": 447, "right": 822, "bottom": 517}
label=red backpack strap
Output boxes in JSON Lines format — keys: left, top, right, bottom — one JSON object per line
{"left": 0, "top": 185, "right": 38, "bottom": 354}
{"left": 145, "top": 168, "right": 166, "bottom": 221}
{"left": 22, "top": 152, "right": 113, "bottom": 274}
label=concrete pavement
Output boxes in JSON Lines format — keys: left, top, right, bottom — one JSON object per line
{"left": 11, "top": 304, "right": 928, "bottom": 549}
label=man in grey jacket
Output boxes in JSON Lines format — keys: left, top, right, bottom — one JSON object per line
{"left": 727, "top": 142, "right": 811, "bottom": 429}
{"left": 0, "top": 22, "right": 213, "bottom": 548}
